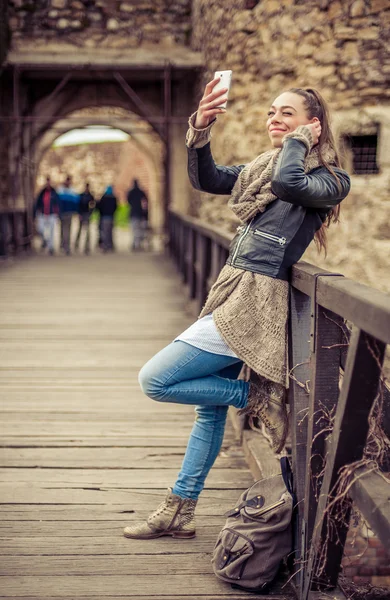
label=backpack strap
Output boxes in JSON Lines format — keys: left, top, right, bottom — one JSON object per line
{"left": 280, "top": 456, "right": 293, "bottom": 496}
{"left": 224, "top": 494, "right": 265, "bottom": 518}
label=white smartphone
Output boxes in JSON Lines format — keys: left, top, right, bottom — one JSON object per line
{"left": 213, "top": 70, "right": 232, "bottom": 109}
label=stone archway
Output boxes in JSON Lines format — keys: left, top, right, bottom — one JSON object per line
{"left": 34, "top": 106, "right": 165, "bottom": 234}
{"left": 19, "top": 71, "right": 195, "bottom": 228}
{"left": 1, "top": 58, "right": 202, "bottom": 254}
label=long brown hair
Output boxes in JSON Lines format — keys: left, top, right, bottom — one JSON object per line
{"left": 287, "top": 88, "right": 342, "bottom": 255}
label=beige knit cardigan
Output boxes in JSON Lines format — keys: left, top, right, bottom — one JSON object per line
{"left": 186, "top": 114, "right": 315, "bottom": 388}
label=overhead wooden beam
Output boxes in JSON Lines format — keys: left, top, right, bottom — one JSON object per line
{"left": 113, "top": 72, "right": 165, "bottom": 141}
{"left": 38, "top": 71, "right": 73, "bottom": 109}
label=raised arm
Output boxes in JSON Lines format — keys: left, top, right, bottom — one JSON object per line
{"left": 187, "top": 129, "right": 245, "bottom": 195}
{"left": 271, "top": 125, "right": 351, "bottom": 209}
{"left": 186, "top": 78, "right": 245, "bottom": 195}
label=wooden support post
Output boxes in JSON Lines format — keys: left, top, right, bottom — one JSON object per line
{"left": 163, "top": 62, "right": 172, "bottom": 235}
{"left": 0, "top": 214, "right": 7, "bottom": 257}
{"left": 303, "top": 326, "right": 386, "bottom": 598}
{"left": 168, "top": 212, "right": 175, "bottom": 258}
{"left": 207, "top": 240, "right": 220, "bottom": 292}
{"left": 12, "top": 66, "right": 20, "bottom": 253}
{"left": 113, "top": 72, "right": 165, "bottom": 140}
{"left": 180, "top": 223, "right": 188, "bottom": 283}
{"left": 194, "top": 234, "right": 209, "bottom": 314}
{"left": 220, "top": 247, "right": 229, "bottom": 271}
{"left": 23, "top": 119, "right": 34, "bottom": 246}
{"left": 186, "top": 228, "right": 196, "bottom": 300}
{"left": 39, "top": 72, "right": 73, "bottom": 109}
{"left": 288, "top": 286, "right": 312, "bottom": 592}
{"left": 303, "top": 304, "right": 344, "bottom": 577}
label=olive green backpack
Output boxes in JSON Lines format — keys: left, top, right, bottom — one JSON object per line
{"left": 212, "top": 457, "right": 294, "bottom": 594}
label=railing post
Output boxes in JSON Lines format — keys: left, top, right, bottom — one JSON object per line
{"left": 288, "top": 286, "right": 312, "bottom": 592}
{"left": 168, "top": 212, "right": 175, "bottom": 258}
{"left": 186, "top": 228, "right": 196, "bottom": 300}
{"left": 0, "top": 214, "right": 8, "bottom": 257}
{"left": 179, "top": 223, "right": 187, "bottom": 282}
{"left": 303, "top": 306, "right": 344, "bottom": 587}
{"left": 303, "top": 326, "right": 386, "bottom": 598}
{"left": 194, "top": 233, "right": 210, "bottom": 314}
{"left": 302, "top": 275, "right": 345, "bottom": 589}
{"left": 207, "top": 239, "right": 220, "bottom": 292}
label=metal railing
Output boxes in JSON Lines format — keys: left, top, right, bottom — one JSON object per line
{"left": 168, "top": 209, "right": 390, "bottom": 600}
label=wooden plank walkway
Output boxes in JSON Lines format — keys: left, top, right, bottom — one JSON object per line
{"left": 0, "top": 247, "right": 292, "bottom": 599}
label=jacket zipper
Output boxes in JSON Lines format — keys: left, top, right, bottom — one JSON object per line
{"left": 254, "top": 229, "right": 287, "bottom": 246}
{"left": 245, "top": 498, "right": 286, "bottom": 519}
{"left": 231, "top": 219, "right": 253, "bottom": 265}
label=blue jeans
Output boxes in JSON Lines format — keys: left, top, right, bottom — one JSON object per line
{"left": 37, "top": 214, "right": 57, "bottom": 251}
{"left": 138, "top": 341, "right": 249, "bottom": 500}
{"left": 131, "top": 216, "right": 146, "bottom": 250}
{"left": 101, "top": 216, "right": 114, "bottom": 251}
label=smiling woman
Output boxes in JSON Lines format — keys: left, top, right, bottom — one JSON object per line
{"left": 122, "top": 83, "right": 351, "bottom": 542}
{"left": 266, "top": 95, "right": 321, "bottom": 145}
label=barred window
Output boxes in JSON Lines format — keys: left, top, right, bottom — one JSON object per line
{"left": 344, "top": 134, "right": 380, "bottom": 175}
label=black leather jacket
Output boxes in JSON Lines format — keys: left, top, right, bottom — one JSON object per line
{"left": 187, "top": 138, "right": 351, "bottom": 280}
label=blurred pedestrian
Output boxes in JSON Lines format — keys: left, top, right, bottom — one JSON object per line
{"left": 57, "top": 175, "right": 79, "bottom": 256}
{"left": 34, "top": 176, "right": 59, "bottom": 256}
{"left": 127, "top": 179, "right": 149, "bottom": 251}
{"left": 75, "top": 182, "right": 96, "bottom": 255}
{"left": 97, "top": 185, "right": 117, "bottom": 252}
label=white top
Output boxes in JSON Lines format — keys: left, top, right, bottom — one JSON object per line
{"left": 175, "top": 313, "right": 238, "bottom": 358}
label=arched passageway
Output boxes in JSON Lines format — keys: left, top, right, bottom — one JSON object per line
{"left": 35, "top": 106, "right": 165, "bottom": 237}
{"left": 1, "top": 60, "right": 202, "bottom": 255}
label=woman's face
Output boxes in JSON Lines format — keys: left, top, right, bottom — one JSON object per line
{"left": 267, "top": 92, "right": 313, "bottom": 148}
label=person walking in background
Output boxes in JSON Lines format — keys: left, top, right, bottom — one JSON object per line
{"left": 97, "top": 185, "right": 117, "bottom": 252}
{"left": 57, "top": 175, "right": 79, "bottom": 256}
{"left": 34, "top": 176, "right": 59, "bottom": 255}
{"left": 75, "top": 182, "right": 96, "bottom": 255}
{"left": 127, "top": 179, "right": 149, "bottom": 251}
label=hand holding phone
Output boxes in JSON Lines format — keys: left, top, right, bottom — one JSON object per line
{"left": 213, "top": 70, "right": 232, "bottom": 108}
{"left": 194, "top": 70, "right": 232, "bottom": 129}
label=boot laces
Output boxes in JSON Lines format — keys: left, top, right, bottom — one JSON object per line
{"left": 152, "top": 499, "right": 173, "bottom": 518}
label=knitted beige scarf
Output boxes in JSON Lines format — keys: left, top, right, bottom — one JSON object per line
{"left": 224, "top": 127, "right": 335, "bottom": 440}
{"left": 228, "top": 126, "right": 336, "bottom": 223}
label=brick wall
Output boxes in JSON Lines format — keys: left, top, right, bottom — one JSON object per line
{"left": 343, "top": 521, "right": 390, "bottom": 588}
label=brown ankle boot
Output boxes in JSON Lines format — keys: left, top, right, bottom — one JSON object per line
{"left": 123, "top": 488, "right": 197, "bottom": 539}
{"left": 238, "top": 376, "right": 288, "bottom": 454}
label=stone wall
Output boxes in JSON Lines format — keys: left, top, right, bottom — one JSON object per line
{"left": 191, "top": 0, "right": 389, "bottom": 161}
{"left": 190, "top": 0, "right": 390, "bottom": 294}
{"left": 8, "top": 0, "right": 192, "bottom": 50}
